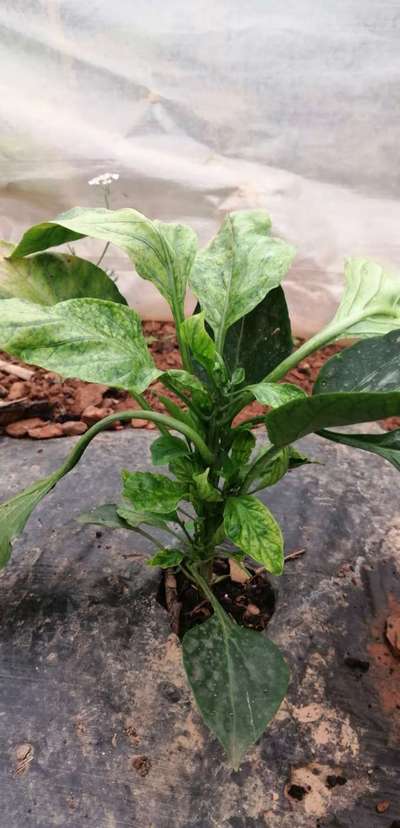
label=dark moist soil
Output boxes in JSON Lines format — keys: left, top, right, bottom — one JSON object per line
{"left": 1, "top": 320, "right": 399, "bottom": 438}
{"left": 158, "top": 558, "right": 276, "bottom": 639}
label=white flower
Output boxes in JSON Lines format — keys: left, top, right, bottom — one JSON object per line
{"left": 88, "top": 173, "right": 120, "bottom": 186}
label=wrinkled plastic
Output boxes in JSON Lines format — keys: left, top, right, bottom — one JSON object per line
{"left": 1, "top": 1, "right": 400, "bottom": 335}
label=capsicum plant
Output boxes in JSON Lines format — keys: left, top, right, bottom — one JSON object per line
{"left": 0, "top": 207, "right": 400, "bottom": 768}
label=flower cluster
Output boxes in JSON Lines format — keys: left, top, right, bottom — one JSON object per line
{"left": 88, "top": 173, "right": 119, "bottom": 187}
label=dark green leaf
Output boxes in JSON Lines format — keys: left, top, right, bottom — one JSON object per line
{"left": 147, "top": 548, "right": 184, "bottom": 568}
{"left": 122, "top": 471, "right": 187, "bottom": 514}
{"left": 0, "top": 298, "right": 160, "bottom": 393}
{"left": 223, "top": 287, "right": 293, "bottom": 384}
{"left": 224, "top": 496, "right": 284, "bottom": 574}
{"left": 267, "top": 391, "right": 400, "bottom": 447}
{"left": 182, "top": 611, "right": 289, "bottom": 768}
{"left": 0, "top": 243, "right": 126, "bottom": 305}
{"left": 150, "top": 434, "right": 189, "bottom": 465}
{"left": 318, "top": 428, "right": 400, "bottom": 472}
{"left": 314, "top": 330, "right": 400, "bottom": 394}
{"left": 189, "top": 210, "right": 295, "bottom": 346}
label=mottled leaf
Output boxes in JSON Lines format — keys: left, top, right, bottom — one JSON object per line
{"left": 189, "top": 210, "right": 295, "bottom": 347}
{"left": 231, "top": 431, "right": 256, "bottom": 467}
{"left": 0, "top": 297, "right": 160, "bottom": 393}
{"left": 161, "top": 368, "right": 210, "bottom": 408}
{"left": 224, "top": 496, "right": 284, "bottom": 574}
{"left": 330, "top": 257, "right": 400, "bottom": 338}
{"left": 243, "top": 448, "right": 289, "bottom": 493}
{"left": 0, "top": 242, "right": 126, "bottom": 305}
{"left": 181, "top": 312, "right": 226, "bottom": 380}
{"left": 12, "top": 207, "right": 198, "bottom": 312}
{"left": 249, "top": 381, "right": 306, "bottom": 407}
{"left": 150, "top": 434, "right": 189, "bottom": 465}
{"left": 147, "top": 548, "right": 184, "bottom": 568}
{"left": 314, "top": 330, "right": 400, "bottom": 394}
{"left": 122, "top": 471, "right": 187, "bottom": 514}
{"left": 193, "top": 469, "right": 223, "bottom": 502}
{"left": 182, "top": 612, "right": 289, "bottom": 768}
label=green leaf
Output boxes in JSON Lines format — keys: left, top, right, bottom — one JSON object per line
{"left": 169, "top": 454, "right": 203, "bottom": 483}
{"left": 288, "top": 446, "right": 314, "bottom": 470}
{"left": 224, "top": 495, "right": 284, "bottom": 574}
{"left": 267, "top": 391, "right": 400, "bottom": 447}
{"left": 0, "top": 474, "right": 59, "bottom": 567}
{"left": 314, "top": 330, "right": 400, "bottom": 394}
{"left": 160, "top": 368, "right": 210, "bottom": 408}
{"left": 193, "top": 469, "right": 223, "bottom": 502}
{"left": 243, "top": 448, "right": 289, "bottom": 493}
{"left": 231, "top": 431, "right": 256, "bottom": 467}
{"left": 77, "top": 503, "right": 131, "bottom": 529}
{"left": 182, "top": 612, "right": 289, "bottom": 768}
{"left": 0, "top": 243, "right": 126, "bottom": 305}
{"left": 122, "top": 471, "right": 187, "bottom": 514}
{"left": 0, "top": 297, "right": 160, "bottom": 393}
{"left": 147, "top": 548, "right": 184, "bottom": 568}
{"left": 0, "top": 412, "right": 133, "bottom": 568}
{"left": 249, "top": 381, "right": 306, "bottom": 407}
{"left": 189, "top": 210, "right": 295, "bottom": 349}
{"left": 222, "top": 287, "right": 293, "bottom": 384}
{"left": 150, "top": 434, "right": 189, "bottom": 465}
{"left": 181, "top": 312, "right": 226, "bottom": 380}
{"left": 158, "top": 394, "right": 205, "bottom": 438}
{"left": 12, "top": 207, "right": 198, "bottom": 312}
{"left": 318, "top": 428, "right": 400, "bottom": 472}
{"left": 330, "top": 258, "right": 400, "bottom": 338}
{"left": 117, "top": 504, "right": 178, "bottom": 529}
{"left": 10, "top": 222, "right": 84, "bottom": 257}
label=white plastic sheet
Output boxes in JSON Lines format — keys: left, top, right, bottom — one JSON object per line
{"left": 1, "top": 1, "right": 400, "bottom": 335}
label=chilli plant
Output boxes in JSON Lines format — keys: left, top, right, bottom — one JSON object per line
{"left": 1, "top": 207, "right": 400, "bottom": 768}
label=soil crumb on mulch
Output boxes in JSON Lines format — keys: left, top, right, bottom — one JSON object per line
{"left": 0, "top": 321, "right": 399, "bottom": 439}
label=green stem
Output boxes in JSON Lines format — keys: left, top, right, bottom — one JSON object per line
{"left": 227, "top": 312, "right": 366, "bottom": 422}
{"left": 263, "top": 314, "right": 364, "bottom": 383}
{"left": 186, "top": 564, "right": 232, "bottom": 627}
{"left": 59, "top": 410, "right": 213, "bottom": 469}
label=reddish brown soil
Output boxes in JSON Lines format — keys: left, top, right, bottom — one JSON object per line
{"left": 0, "top": 320, "right": 399, "bottom": 439}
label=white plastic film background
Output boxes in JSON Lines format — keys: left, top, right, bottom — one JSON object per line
{"left": 1, "top": 1, "right": 400, "bottom": 335}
